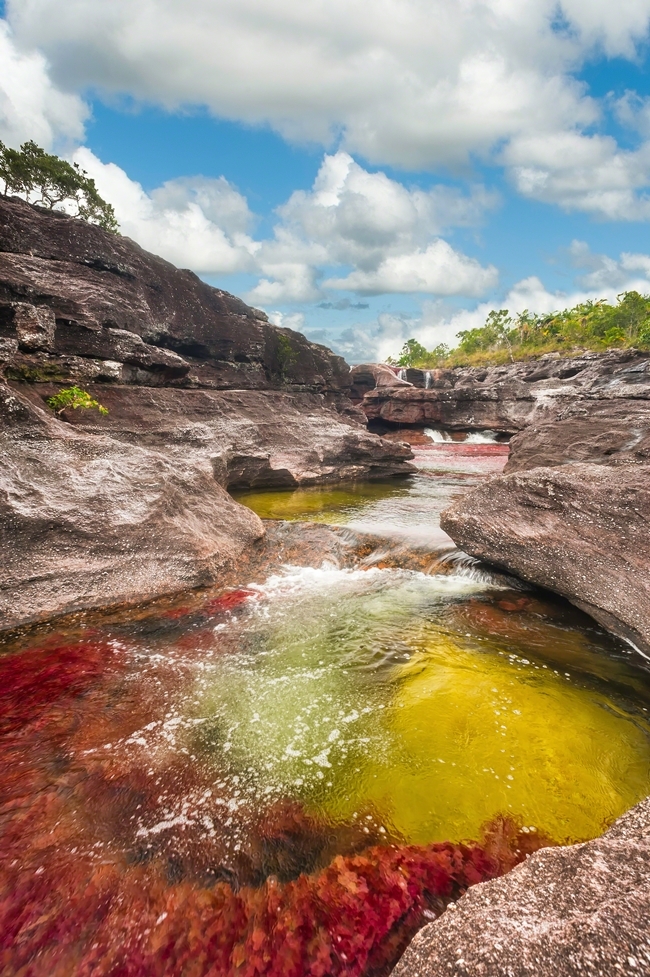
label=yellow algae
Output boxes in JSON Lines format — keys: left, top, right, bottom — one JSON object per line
{"left": 315, "top": 636, "right": 650, "bottom": 845}
{"left": 192, "top": 564, "right": 650, "bottom": 848}
{"left": 232, "top": 481, "right": 410, "bottom": 524}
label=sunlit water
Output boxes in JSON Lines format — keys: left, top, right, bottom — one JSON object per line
{"left": 2, "top": 434, "right": 649, "bottom": 975}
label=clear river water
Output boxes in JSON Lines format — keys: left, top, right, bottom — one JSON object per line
{"left": 2, "top": 435, "right": 649, "bottom": 977}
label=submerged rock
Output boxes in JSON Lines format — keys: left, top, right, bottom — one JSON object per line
{"left": 392, "top": 796, "right": 650, "bottom": 977}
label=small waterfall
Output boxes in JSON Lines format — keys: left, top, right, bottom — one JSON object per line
{"left": 465, "top": 430, "right": 499, "bottom": 444}
{"left": 423, "top": 427, "right": 452, "bottom": 443}
{"left": 397, "top": 368, "right": 408, "bottom": 382}
{"left": 424, "top": 371, "right": 433, "bottom": 389}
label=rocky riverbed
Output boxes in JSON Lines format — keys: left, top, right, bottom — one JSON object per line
{"left": 352, "top": 359, "right": 650, "bottom": 975}
{"left": 2, "top": 196, "right": 649, "bottom": 977}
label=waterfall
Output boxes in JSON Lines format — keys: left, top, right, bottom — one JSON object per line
{"left": 397, "top": 368, "right": 407, "bottom": 381}
{"left": 423, "top": 428, "right": 452, "bottom": 443}
{"left": 424, "top": 371, "right": 433, "bottom": 389}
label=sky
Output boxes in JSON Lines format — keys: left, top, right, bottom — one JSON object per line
{"left": 3, "top": 2, "right": 650, "bottom": 362}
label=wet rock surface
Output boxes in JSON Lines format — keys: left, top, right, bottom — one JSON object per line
{"left": 392, "top": 796, "right": 650, "bottom": 977}
{"left": 441, "top": 462, "right": 650, "bottom": 655}
{"left": 0, "top": 200, "right": 413, "bottom": 630}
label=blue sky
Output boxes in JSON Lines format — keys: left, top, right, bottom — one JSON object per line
{"left": 3, "top": 1, "right": 650, "bottom": 362}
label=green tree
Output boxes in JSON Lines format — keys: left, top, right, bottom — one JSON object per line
{"left": 0, "top": 141, "right": 119, "bottom": 232}
{"left": 394, "top": 338, "right": 429, "bottom": 367}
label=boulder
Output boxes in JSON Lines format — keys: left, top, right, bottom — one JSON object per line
{"left": 440, "top": 462, "right": 650, "bottom": 656}
{"left": 0, "top": 381, "right": 264, "bottom": 630}
{"left": 505, "top": 397, "right": 650, "bottom": 472}
{"left": 392, "top": 796, "right": 650, "bottom": 977}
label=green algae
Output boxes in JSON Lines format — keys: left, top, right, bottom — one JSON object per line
{"left": 190, "top": 568, "right": 650, "bottom": 848}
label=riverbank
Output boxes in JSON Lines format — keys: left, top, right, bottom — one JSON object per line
{"left": 0, "top": 197, "right": 413, "bottom": 632}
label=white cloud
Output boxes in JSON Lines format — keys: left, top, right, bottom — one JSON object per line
{"left": 344, "top": 248, "right": 650, "bottom": 362}
{"left": 0, "top": 20, "right": 87, "bottom": 149}
{"left": 267, "top": 310, "right": 306, "bottom": 333}
{"left": 245, "top": 152, "right": 497, "bottom": 302}
{"left": 324, "top": 240, "right": 498, "bottom": 296}
{"left": 504, "top": 131, "right": 650, "bottom": 220}
{"left": 73, "top": 147, "right": 258, "bottom": 274}
{"left": 7, "top": 0, "right": 650, "bottom": 171}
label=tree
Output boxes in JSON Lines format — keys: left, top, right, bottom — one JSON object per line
{"left": 0, "top": 141, "right": 119, "bottom": 233}
{"left": 394, "top": 338, "right": 428, "bottom": 367}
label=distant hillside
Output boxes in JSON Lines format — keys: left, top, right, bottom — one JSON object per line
{"left": 392, "top": 291, "right": 650, "bottom": 369}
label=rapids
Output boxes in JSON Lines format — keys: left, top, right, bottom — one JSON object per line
{"left": 1, "top": 435, "right": 649, "bottom": 977}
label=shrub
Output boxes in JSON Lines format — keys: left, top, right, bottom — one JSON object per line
{"left": 392, "top": 291, "right": 650, "bottom": 368}
{"left": 46, "top": 386, "right": 109, "bottom": 416}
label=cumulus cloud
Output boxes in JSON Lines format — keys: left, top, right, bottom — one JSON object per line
{"left": 245, "top": 152, "right": 497, "bottom": 302}
{"left": 73, "top": 147, "right": 258, "bottom": 274}
{"left": 324, "top": 241, "right": 498, "bottom": 296}
{"left": 504, "top": 131, "right": 650, "bottom": 220}
{"left": 0, "top": 20, "right": 87, "bottom": 148}
{"left": 6, "top": 0, "right": 650, "bottom": 171}
{"left": 266, "top": 310, "right": 306, "bottom": 333}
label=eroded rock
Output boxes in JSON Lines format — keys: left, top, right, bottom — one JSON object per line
{"left": 0, "top": 381, "right": 265, "bottom": 630}
{"left": 393, "top": 796, "right": 650, "bottom": 977}
{"left": 440, "top": 462, "right": 650, "bottom": 656}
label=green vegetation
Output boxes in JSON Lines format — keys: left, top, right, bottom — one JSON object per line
{"left": 276, "top": 333, "right": 298, "bottom": 377}
{"left": 389, "top": 291, "right": 650, "bottom": 369}
{"left": 0, "top": 141, "right": 119, "bottom": 233}
{"left": 46, "top": 386, "right": 109, "bottom": 416}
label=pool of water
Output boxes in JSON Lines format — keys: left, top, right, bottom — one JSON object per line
{"left": 2, "top": 436, "right": 649, "bottom": 976}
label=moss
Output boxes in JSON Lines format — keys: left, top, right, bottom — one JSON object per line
{"left": 5, "top": 363, "right": 67, "bottom": 382}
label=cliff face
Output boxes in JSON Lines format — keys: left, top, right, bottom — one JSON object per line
{"left": 353, "top": 350, "right": 650, "bottom": 440}
{"left": 0, "top": 196, "right": 351, "bottom": 395}
{"left": 0, "top": 198, "right": 413, "bottom": 631}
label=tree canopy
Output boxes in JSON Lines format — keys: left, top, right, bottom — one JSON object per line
{"left": 0, "top": 141, "right": 118, "bottom": 233}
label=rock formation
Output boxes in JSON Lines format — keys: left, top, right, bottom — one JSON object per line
{"left": 0, "top": 197, "right": 413, "bottom": 630}
{"left": 352, "top": 352, "right": 650, "bottom": 656}
{"left": 393, "top": 796, "right": 650, "bottom": 977}
{"left": 441, "top": 463, "right": 650, "bottom": 656}
{"left": 352, "top": 349, "right": 650, "bottom": 438}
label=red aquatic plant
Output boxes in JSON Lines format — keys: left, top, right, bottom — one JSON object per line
{"left": 0, "top": 812, "right": 540, "bottom": 977}
{"left": 0, "top": 637, "right": 548, "bottom": 977}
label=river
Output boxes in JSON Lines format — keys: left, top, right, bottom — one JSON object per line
{"left": 2, "top": 433, "right": 649, "bottom": 976}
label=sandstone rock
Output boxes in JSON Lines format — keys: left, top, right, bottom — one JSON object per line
{"left": 0, "top": 196, "right": 351, "bottom": 395}
{"left": 354, "top": 350, "right": 650, "bottom": 435}
{"left": 0, "top": 381, "right": 265, "bottom": 630}
{"left": 16, "top": 381, "right": 414, "bottom": 488}
{"left": 505, "top": 397, "right": 650, "bottom": 471}
{"left": 392, "top": 796, "right": 650, "bottom": 977}
{"left": 440, "top": 462, "right": 650, "bottom": 656}
{"left": 362, "top": 381, "right": 535, "bottom": 432}
{"left": 349, "top": 363, "right": 412, "bottom": 402}
{"left": 0, "top": 200, "right": 415, "bottom": 631}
